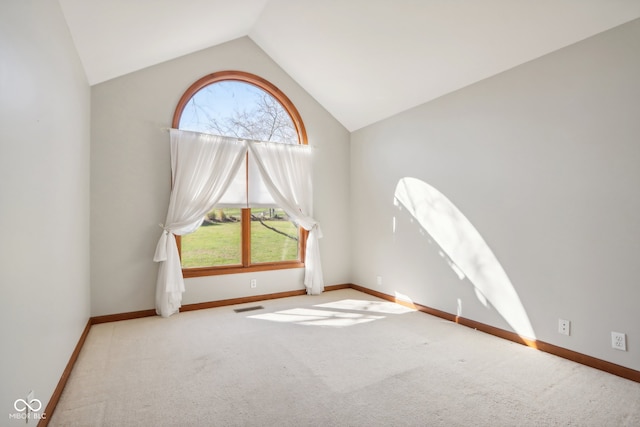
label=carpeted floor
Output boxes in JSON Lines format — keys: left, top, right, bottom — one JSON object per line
{"left": 50, "top": 289, "right": 640, "bottom": 426}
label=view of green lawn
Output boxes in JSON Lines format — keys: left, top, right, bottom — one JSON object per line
{"left": 181, "top": 214, "right": 299, "bottom": 268}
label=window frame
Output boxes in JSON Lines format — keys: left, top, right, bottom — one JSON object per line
{"left": 172, "top": 70, "right": 309, "bottom": 278}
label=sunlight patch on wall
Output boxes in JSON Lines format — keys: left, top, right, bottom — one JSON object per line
{"left": 394, "top": 177, "right": 536, "bottom": 340}
{"left": 393, "top": 291, "right": 418, "bottom": 310}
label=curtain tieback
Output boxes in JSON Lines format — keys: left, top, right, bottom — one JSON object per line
{"left": 153, "top": 226, "right": 171, "bottom": 262}
{"left": 311, "top": 222, "right": 323, "bottom": 239}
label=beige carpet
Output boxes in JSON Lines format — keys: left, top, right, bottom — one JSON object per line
{"left": 50, "top": 289, "right": 640, "bottom": 426}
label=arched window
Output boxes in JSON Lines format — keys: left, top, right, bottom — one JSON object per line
{"left": 173, "top": 71, "right": 308, "bottom": 277}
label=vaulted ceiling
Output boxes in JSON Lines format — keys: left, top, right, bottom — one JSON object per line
{"left": 58, "top": 0, "right": 640, "bottom": 131}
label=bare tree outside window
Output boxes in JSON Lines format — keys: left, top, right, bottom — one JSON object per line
{"left": 180, "top": 81, "right": 298, "bottom": 144}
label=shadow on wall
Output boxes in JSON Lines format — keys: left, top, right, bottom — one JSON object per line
{"left": 393, "top": 177, "right": 536, "bottom": 341}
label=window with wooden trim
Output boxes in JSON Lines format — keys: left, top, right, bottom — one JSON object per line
{"left": 173, "top": 71, "right": 308, "bottom": 277}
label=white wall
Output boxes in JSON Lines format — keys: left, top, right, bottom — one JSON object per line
{"left": 351, "top": 19, "right": 640, "bottom": 370}
{"left": 0, "top": 0, "right": 91, "bottom": 421}
{"left": 90, "top": 37, "right": 350, "bottom": 316}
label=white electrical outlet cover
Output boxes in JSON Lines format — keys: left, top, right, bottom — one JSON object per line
{"left": 558, "top": 319, "right": 570, "bottom": 336}
{"left": 611, "top": 332, "right": 627, "bottom": 351}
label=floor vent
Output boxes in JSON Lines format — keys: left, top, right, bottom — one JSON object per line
{"left": 234, "top": 305, "right": 264, "bottom": 313}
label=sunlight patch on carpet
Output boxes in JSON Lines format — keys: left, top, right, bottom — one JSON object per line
{"left": 248, "top": 307, "right": 385, "bottom": 327}
{"left": 314, "top": 299, "right": 415, "bottom": 315}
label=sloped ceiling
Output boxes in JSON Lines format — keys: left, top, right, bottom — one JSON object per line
{"left": 58, "top": 0, "right": 640, "bottom": 131}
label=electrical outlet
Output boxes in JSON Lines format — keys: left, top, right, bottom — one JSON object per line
{"left": 250, "top": 279, "right": 257, "bottom": 289}
{"left": 558, "top": 319, "right": 570, "bottom": 336}
{"left": 611, "top": 332, "right": 627, "bottom": 351}
{"left": 376, "top": 276, "right": 382, "bottom": 286}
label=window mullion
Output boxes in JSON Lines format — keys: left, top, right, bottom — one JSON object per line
{"left": 241, "top": 208, "right": 251, "bottom": 266}
{"left": 242, "top": 151, "right": 250, "bottom": 267}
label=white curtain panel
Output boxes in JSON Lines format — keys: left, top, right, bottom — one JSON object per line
{"left": 248, "top": 141, "right": 324, "bottom": 295}
{"left": 154, "top": 130, "right": 248, "bottom": 317}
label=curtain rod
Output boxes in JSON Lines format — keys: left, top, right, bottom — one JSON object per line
{"left": 160, "top": 127, "right": 314, "bottom": 147}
